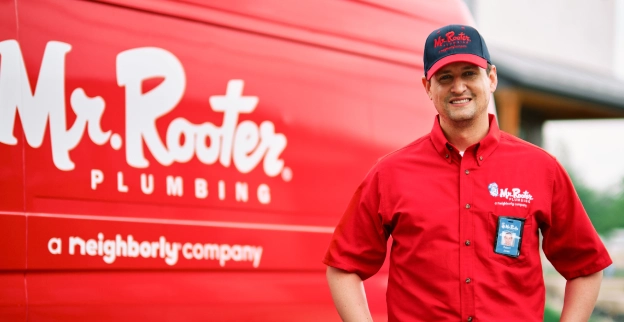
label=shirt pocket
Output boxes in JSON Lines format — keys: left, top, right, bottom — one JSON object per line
{"left": 487, "top": 212, "right": 534, "bottom": 267}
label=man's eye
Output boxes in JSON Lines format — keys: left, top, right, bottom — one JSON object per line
{"left": 464, "top": 71, "right": 476, "bottom": 77}
{"left": 439, "top": 75, "right": 451, "bottom": 81}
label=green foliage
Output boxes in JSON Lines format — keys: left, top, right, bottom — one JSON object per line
{"left": 570, "top": 172, "right": 624, "bottom": 236}
{"left": 544, "top": 304, "right": 560, "bottom": 322}
{"left": 543, "top": 304, "right": 601, "bottom": 322}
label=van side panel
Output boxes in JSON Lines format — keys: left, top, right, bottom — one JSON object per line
{"left": 0, "top": 273, "right": 26, "bottom": 322}
{"left": 26, "top": 271, "right": 339, "bottom": 321}
{"left": 0, "top": 1, "right": 25, "bottom": 214}
{"left": 0, "top": 0, "right": 28, "bottom": 321}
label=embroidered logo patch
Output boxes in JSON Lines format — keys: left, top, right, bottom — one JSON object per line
{"left": 488, "top": 183, "right": 533, "bottom": 207}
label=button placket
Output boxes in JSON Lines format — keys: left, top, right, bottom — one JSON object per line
{"left": 458, "top": 154, "right": 476, "bottom": 321}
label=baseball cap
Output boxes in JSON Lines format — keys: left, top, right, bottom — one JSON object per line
{"left": 423, "top": 24, "right": 491, "bottom": 80}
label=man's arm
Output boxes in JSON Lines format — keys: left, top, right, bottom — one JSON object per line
{"left": 560, "top": 270, "right": 603, "bottom": 322}
{"left": 326, "top": 266, "right": 373, "bottom": 322}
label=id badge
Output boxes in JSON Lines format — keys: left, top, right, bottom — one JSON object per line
{"left": 494, "top": 216, "right": 525, "bottom": 257}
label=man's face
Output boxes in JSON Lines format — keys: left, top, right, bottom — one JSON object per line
{"left": 422, "top": 62, "right": 497, "bottom": 125}
{"left": 503, "top": 233, "right": 513, "bottom": 246}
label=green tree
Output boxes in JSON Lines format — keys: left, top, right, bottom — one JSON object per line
{"left": 570, "top": 172, "right": 624, "bottom": 235}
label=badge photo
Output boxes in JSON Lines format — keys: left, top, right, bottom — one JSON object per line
{"left": 493, "top": 216, "right": 526, "bottom": 257}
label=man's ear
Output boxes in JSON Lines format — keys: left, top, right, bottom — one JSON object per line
{"left": 421, "top": 76, "right": 431, "bottom": 99}
{"left": 488, "top": 65, "right": 498, "bottom": 93}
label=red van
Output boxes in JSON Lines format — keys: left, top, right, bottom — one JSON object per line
{"left": 0, "top": 0, "right": 474, "bottom": 320}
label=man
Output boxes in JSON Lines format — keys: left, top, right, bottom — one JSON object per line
{"left": 323, "top": 24, "right": 612, "bottom": 322}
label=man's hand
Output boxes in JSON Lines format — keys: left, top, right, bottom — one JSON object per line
{"left": 326, "top": 266, "right": 373, "bottom": 322}
{"left": 560, "top": 270, "right": 603, "bottom": 322}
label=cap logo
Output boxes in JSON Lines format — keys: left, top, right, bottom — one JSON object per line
{"left": 434, "top": 31, "right": 471, "bottom": 49}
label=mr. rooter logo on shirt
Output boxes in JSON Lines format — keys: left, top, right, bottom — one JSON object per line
{"left": 488, "top": 182, "right": 534, "bottom": 208}
{"left": 0, "top": 40, "right": 291, "bottom": 205}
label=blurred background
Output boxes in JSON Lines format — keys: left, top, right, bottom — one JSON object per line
{"left": 465, "top": 0, "right": 624, "bottom": 320}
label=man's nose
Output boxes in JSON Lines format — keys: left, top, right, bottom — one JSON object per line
{"left": 450, "top": 78, "right": 467, "bottom": 94}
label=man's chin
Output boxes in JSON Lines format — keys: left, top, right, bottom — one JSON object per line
{"left": 448, "top": 113, "right": 475, "bottom": 123}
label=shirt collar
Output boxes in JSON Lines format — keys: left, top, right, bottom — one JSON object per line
{"left": 429, "top": 113, "right": 501, "bottom": 166}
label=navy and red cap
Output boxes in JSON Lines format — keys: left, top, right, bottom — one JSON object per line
{"left": 424, "top": 24, "right": 491, "bottom": 80}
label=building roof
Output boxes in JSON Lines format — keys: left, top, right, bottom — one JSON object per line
{"left": 491, "top": 47, "right": 624, "bottom": 114}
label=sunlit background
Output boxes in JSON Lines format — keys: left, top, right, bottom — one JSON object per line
{"left": 465, "top": 0, "right": 624, "bottom": 320}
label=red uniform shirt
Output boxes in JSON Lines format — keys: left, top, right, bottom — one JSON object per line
{"left": 324, "top": 114, "right": 612, "bottom": 322}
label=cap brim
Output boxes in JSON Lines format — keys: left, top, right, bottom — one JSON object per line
{"left": 427, "top": 54, "right": 488, "bottom": 80}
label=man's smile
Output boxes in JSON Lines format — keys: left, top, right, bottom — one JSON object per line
{"left": 449, "top": 97, "right": 473, "bottom": 106}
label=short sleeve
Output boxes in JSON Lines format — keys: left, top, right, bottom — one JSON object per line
{"left": 541, "top": 160, "right": 612, "bottom": 280}
{"left": 323, "top": 165, "right": 389, "bottom": 280}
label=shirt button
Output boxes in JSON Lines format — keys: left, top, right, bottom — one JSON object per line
{"left": 465, "top": 204, "right": 471, "bottom": 209}
{"left": 465, "top": 240, "right": 471, "bottom": 246}
{"left": 445, "top": 154, "right": 449, "bottom": 159}
{"left": 466, "top": 278, "right": 471, "bottom": 283}
{"left": 479, "top": 156, "right": 483, "bottom": 161}
{"left": 467, "top": 317, "right": 473, "bottom": 322}
{"left": 465, "top": 170, "right": 470, "bottom": 175}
